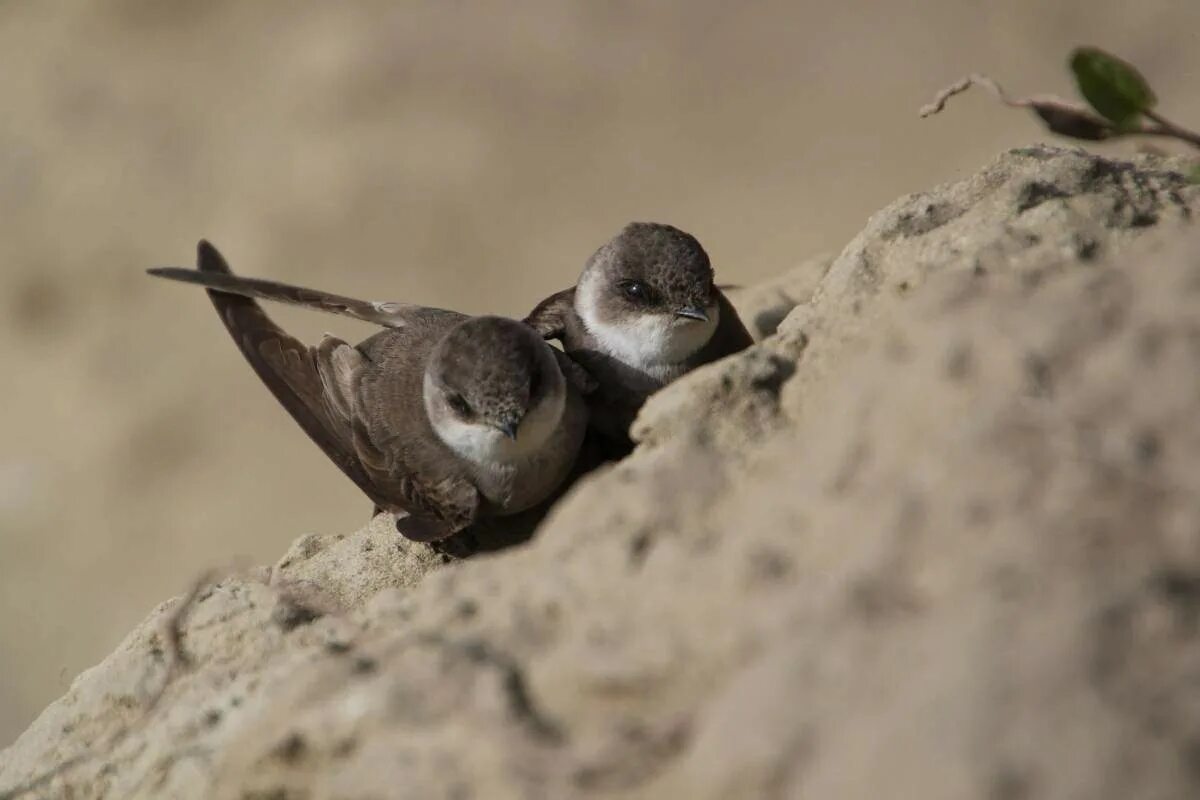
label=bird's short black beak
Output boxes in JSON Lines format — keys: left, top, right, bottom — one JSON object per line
{"left": 675, "top": 306, "right": 709, "bottom": 322}
{"left": 496, "top": 420, "right": 520, "bottom": 440}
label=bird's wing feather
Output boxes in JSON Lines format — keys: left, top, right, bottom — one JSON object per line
{"left": 551, "top": 348, "right": 599, "bottom": 395}
{"left": 192, "top": 241, "right": 479, "bottom": 539}
{"left": 194, "top": 240, "right": 391, "bottom": 508}
{"left": 348, "top": 412, "right": 480, "bottom": 538}
{"left": 700, "top": 290, "right": 756, "bottom": 361}
{"left": 149, "top": 264, "right": 430, "bottom": 328}
{"left": 524, "top": 288, "right": 599, "bottom": 393}
{"left": 523, "top": 287, "right": 575, "bottom": 341}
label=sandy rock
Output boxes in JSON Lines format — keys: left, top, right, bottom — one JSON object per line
{"left": 269, "top": 513, "right": 447, "bottom": 615}
{"left": 632, "top": 146, "right": 1198, "bottom": 462}
{"left": 776, "top": 144, "right": 1199, "bottom": 422}
{"left": 632, "top": 254, "right": 832, "bottom": 456}
{"left": 630, "top": 331, "right": 806, "bottom": 454}
{"left": 724, "top": 253, "right": 834, "bottom": 340}
{"left": 3, "top": 146, "right": 1199, "bottom": 799}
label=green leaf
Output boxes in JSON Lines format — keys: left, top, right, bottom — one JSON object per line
{"left": 1189, "top": 164, "right": 1200, "bottom": 185}
{"left": 1069, "top": 47, "right": 1157, "bottom": 129}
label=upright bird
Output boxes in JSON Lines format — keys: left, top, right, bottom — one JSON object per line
{"left": 150, "top": 241, "right": 591, "bottom": 545}
{"left": 524, "top": 222, "right": 754, "bottom": 454}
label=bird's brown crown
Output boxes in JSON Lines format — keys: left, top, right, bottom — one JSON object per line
{"left": 427, "top": 316, "right": 550, "bottom": 430}
{"left": 583, "top": 222, "right": 716, "bottom": 323}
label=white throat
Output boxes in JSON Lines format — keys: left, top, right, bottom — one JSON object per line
{"left": 424, "top": 373, "right": 566, "bottom": 469}
{"left": 576, "top": 273, "right": 718, "bottom": 379}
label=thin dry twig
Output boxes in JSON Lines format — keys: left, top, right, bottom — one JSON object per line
{"left": 920, "top": 73, "right": 1115, "bottom": 142}
{"left": 918, "top": 73, "right": 1030, "bottom": 116}
{"left": 922, "top": 72, "right": 1200, "bottom": 151}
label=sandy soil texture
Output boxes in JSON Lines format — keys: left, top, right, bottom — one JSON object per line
{"left": 3, "top": 145, "right": 1198, "bottom": 798}
{"left": 1, "top": 0, "right": 1199, "bottom": 744}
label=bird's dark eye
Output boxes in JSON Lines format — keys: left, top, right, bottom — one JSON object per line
{"left": 446, "top": 392, "right": 473, "bottom": 417}
{"left": 618, "top": 279, "right": 652, "bottom": 304}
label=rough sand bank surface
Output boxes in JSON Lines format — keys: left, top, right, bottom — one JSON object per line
{"left": 4, "top": 146, "right": 1200, "bottom": 799}
{"left": 6, "top": 0, "right": 1200, "bottom": 743}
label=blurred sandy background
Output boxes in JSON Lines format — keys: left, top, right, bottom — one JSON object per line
{"left": 0, "top": 0, "right": 1196, "bottom": 745}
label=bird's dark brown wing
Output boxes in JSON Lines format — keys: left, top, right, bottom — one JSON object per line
{"left": 524, "top": 288, "right": 598, "bottom": 395}
{"left": 700, "top": 290, "right": 756, "bottom": 361}
{"left": 149, "top": 264, "right": 429, "bottom": 328}
{"left": 348, "top": 416, "right": 479, "bottom": 541}
{"left": 344, "top": 310, "right": 485, "bottom": 538}
{"left": 551, "top": 348, "right": 599, "bottom": 396}
{"left": 523, "top": 287, "right": 576, "bottom": 340}
{"left": 191, "top": 241, "right": 480, "bottom": 539}
{"left": 194, "top": 240, "right": 392, "bottom": 509}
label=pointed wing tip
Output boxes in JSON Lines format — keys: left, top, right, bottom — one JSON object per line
{"left": 523, "top": 288, "right": 574, "bottom": 340}
{"left": 146, "top": 266, "right": 196, "bottom": 282}
{"left": 148, "top": 241, "right": 223, "bottom": 282}
{"left": 196, "top": 240, "right": 232, "bottom": 274}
